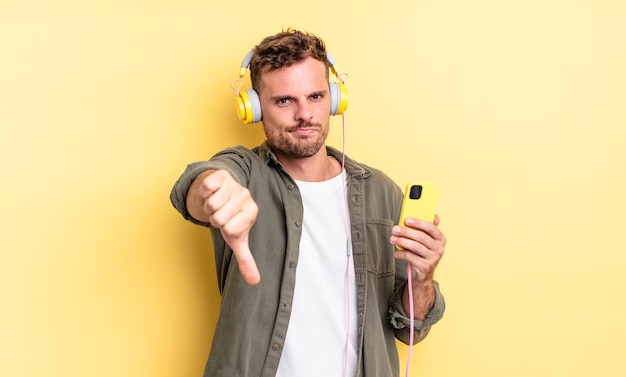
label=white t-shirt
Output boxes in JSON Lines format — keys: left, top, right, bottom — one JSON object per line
{"left": 276, "top": 171, "right": 358, "bottom": 377}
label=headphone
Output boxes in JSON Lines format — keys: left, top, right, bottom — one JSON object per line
{"left": 235, "top": 50, "right": 349, "bottom": 124}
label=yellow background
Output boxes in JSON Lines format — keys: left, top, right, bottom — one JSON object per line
{"left": 2, "top": 1, "right": 625, "bottom": 376}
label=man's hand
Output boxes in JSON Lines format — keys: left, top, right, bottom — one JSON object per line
{"left": 390, "top": 214, "right": 446, "bottom": 319}
{"left": 188, "top": 170, "right": 260, "bottom": 285}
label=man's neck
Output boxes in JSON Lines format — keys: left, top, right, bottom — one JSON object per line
{"left": 275, "top": 147, "right": 342, "bottom": 182}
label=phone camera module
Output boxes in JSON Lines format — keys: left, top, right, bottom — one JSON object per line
{"left": 409, "top": 185, "right": 423, "bottom": 200}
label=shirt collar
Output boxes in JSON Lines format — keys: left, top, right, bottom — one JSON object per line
{"left": 256, "top": 140, "right": 371, "bottom": 179}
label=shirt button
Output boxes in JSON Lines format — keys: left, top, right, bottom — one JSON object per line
{"left": 295, "top": 219, "right": 301, "bottom": 227}
{"left": 287, "top": 184, "right": 295, "bottom": 190}
{"left": 289, "top": 261, "right": 296, "bottom": 268}
{"left": 272, "top": 343, "right": 280, "bottom": 351}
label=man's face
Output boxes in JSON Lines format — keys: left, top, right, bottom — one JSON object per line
{"left": 258, "top": 57, "right": 331, "bottom": 160}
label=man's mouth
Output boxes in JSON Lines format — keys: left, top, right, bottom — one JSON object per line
{"left": 287, "top": 122, "right": 320, "bottom": 135}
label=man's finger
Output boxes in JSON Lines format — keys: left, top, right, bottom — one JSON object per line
{"left": 227, "top": 237, "right": 261, "bottom": 285}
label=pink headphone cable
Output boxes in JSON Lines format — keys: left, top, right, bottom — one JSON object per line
{"left": 339, "top": 111, "right": 415, "bottom": 377}
{"left": 405, "top": 263, "right": 415, "bottom": 377}
{"left": 339, "top": 112, "right": 353, "bottom": 377}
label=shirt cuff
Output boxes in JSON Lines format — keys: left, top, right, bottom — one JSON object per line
{"left": 388, "top": 280, "right": 445, "bottom": 330}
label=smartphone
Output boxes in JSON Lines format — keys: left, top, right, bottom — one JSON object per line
{"left": 398, "top": 181, "right": 439, "bottom": 227}
{"left": 397, "top": 182, "right": 439, "bottom": 250}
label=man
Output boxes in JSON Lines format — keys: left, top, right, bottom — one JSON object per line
{"left": 170, "top": 29, "right": 446, "bottom": 377}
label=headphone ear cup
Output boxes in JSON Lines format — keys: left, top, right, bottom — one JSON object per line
{"left": 236, "top": 89, "right": 262, "bottom": 124}
{"left": 329, "top": 82, "right": 349, "bottom": 116}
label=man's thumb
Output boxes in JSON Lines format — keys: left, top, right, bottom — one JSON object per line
{"left": 229, "top": 238, "right": 261, "bottom": 285}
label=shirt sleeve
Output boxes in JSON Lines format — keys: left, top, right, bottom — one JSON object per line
{"left": 388, "top": 280, "right": 445, "bottom": 345}
{"left": 169, "top": 160, "right": 218, "bottom": 227}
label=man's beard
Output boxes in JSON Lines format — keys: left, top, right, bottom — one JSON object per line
{"left": 266, "top": 120, "right": 328, "bottom": 158}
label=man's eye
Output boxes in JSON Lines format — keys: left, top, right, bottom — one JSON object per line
{"left": 277, "top": 98, "right": 291, "bottom": 105}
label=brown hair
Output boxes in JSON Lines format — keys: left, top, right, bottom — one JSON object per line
{"left": 250, "top": 29, "right": 330, "bottom": 92}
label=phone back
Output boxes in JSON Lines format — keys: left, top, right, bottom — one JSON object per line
{"left": 398, "top": 182, "right": 439, "bottom": 225}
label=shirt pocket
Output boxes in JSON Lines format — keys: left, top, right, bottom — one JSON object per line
{"left": 365, "top": 218, "right": 396, "bottom": 278}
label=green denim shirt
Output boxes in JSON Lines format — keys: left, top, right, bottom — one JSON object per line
{"left": 170, "top": 141, "right": 445, "bottom": 377}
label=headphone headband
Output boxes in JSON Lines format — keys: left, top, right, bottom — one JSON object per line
{"left": 235, "top": 50, "right": 348, "bottom": 124}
